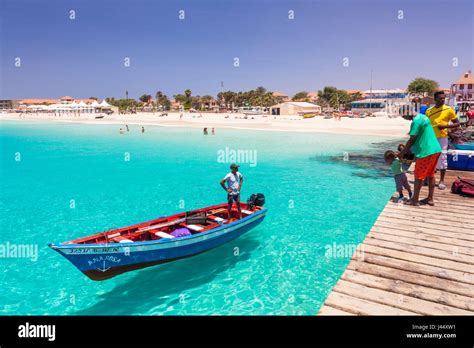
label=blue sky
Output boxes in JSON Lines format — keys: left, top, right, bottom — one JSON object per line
{"left": 0, "top": 0, "right": 472, "bottom": 99}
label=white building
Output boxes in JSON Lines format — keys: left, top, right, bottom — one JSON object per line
{"left": 270, "top": 102, "right": 321, "bottom": 116}
{"left": 452, "top": 70, "right": 474, "bottom": 102}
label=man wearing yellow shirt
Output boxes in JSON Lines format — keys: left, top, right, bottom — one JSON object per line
{"left": 426, "top": 91, "right": 460, "bottom": 190}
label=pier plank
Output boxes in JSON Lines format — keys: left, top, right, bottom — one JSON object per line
{"left": 381, "top": 209, "right": 474, "bottom": 229}
{"left": 318, "top": 305, "right": 354, "bottom": 316}
{"left": 374, "top": 220, "right": 474, "bottom": 241}
{"left": 357, "top": 243, "right": 474, "bottom": 274}
{"left": 370, "top": 225, "right": 474, "bottom": 248}
{"left": 333, "top": 280, "right": 472, "bottom": 315}
{"left": 363, "top": 238, "right": 474, "bottom": 264}
{"left": 323, "top": 291, "right": 417, "bottom": 315}
{"left": 341, "top": 270, "right": 474, "bottom": 312}
{"left": 347, "top": 260, "right": 474, "bottom": 297}
{"left": 367, "top": 231, "right": 474, "bottom": 256}
{"left": 353, "top": 251, "right": 474, "bottom": 285}
{"left": 384, "top": 205, "right": 473, "bottom": 220}
{"left": 377, "top": 215, "right": 474, "bottom": 235}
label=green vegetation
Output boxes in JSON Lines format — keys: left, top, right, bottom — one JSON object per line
{"left": 108, "top": 98, "right": 140, "bottom": 113}
{"left": 407, "top": 77, "right": 439, "bottom": 96}
{"left": 139, "top": 94, "right": 152, "bottom": 103}
{"left": 155, "top": 91, "right": 171, "bottom": 110}
{"left": 292, "top": 91, "right": 309, "bottom": 101}
{"left": 317, "top": 87, "right": 347, "bottom": 109}
{"left": 217, "top": 87, "right": 278, "bottom": 109}
{"left": 315, "top": 87, "right": 362, "bottom": 110}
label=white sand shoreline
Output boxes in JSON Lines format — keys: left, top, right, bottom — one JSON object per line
{"left": 0, "top": 112, "right": 410, "bottom": 137}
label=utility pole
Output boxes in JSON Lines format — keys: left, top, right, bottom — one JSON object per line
{"left": 369, "top": 69, "right": 373, "bottom": 112}
{"left": 220, "top": 81, "right": 224, "bottom": 111}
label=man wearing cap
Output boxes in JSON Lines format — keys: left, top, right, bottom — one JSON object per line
{"left": 425, "top": 91, "right": 460, "bottom": 190}
{"left": 220, "top": 163, "right": 244, "bottom": 219}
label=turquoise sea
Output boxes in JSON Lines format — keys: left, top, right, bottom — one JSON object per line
{"left": 0, "top": 121, "right": 395, "bottom": 315}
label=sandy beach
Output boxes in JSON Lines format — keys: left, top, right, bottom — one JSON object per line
{"left": 0, "top": 112, "right": 410, "bottom": 137}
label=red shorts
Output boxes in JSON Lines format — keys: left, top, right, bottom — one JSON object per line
{"left": 415, "top": 153, "right": 441, "bottom": 181}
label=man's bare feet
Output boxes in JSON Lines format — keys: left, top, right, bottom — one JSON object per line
{"left": 420, "top": 198, "right": 435, "bottom": 206}
{"left": 404, "top": 201, "right": 420, "bottom": 206}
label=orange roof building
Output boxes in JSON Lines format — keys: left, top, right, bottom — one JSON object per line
{"left": 455, "top": 70, "right": 474, "bottom": 85}
{"left": 19, "top": 99, "right": 59, "bottom": 105}
{"left": 272, "top": 91, "right": 290, "bottom": 101}
{"left": 452, "top": 70, "right": 474, "bottom": 101}
{"left": 19, "top": 97, "right": 98, "bottom": 105}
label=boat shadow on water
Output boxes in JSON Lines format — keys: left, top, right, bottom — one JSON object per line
{"left": 75, "top": 235, "right": 261, "bottom": 315}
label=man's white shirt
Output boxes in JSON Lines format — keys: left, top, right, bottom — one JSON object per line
{"left": 223, "top": 171, "right": 242, "bottom": 194}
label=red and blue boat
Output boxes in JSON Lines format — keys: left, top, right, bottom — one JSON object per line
{"left": 49, "top": 200, "right": 266, "bottom": 281}
{"left": 448, "top": 149, "right": 474, "bottom": 171}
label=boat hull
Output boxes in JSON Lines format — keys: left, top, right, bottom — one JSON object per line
{"left": 452, "top": 143, "right": 474, "bottom": 151}
{"left": 50, "top": 209, "right": 266, "bottom": 280}
{"left": 448, "top": 150, "right": 474, "bottom": 171}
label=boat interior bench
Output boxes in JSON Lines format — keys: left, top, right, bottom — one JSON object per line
{"left": 110, "top": 235, "right": 134, "bottom": 243}
{"left": 107, "top": 206, "right": 258, "bottom": 243}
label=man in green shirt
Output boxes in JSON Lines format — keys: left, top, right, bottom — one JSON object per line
{"left": 399, "top": 113, "right": 441, "bottom": 206}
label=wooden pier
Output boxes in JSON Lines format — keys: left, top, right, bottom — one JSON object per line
{"left": 318, "top": 170, "right": 474, "bottom": 315}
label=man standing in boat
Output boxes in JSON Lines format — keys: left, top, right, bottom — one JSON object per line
{"left": 220, "top": 163, "right": 243, "bottom": 219}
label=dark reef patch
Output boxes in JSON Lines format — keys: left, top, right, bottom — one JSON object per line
{"left": 310, "top": 139, "right": 406, "bottom": 179}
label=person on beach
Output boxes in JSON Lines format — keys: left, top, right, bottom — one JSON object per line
{"left": 141, "top": 126, "right": 145, "bottom": 133}
{"left": 220, "top": 163, "right": 243, "bottom": 219}
{"left": 126, "top": 125, "right": 129, "bottom": 132}
{"left": 425, "top": 91, "right": 460, "bottom": 190}
{"left": 203, "top": 127, "right": 208, "bottom": 135}
{"left": 384, "top": 150, "right": 412, "bottom": 203}
{"left": 399, "top": 111, "right": 441, "bottom": 206}
{"left": 212, "top": 128, "right": 215, "bottom": 135}
{"left": 119, "top": 128, "right": 124, "bottom": 135}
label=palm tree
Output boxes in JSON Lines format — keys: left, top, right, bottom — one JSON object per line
{"left": 200, "top": 95, "right": 214, "bottom": 110}
{"left": 255, "top": 86, "right": 267, "bottom": 96}
{"left": 139, "top": 94, "right": 152, "bottom": 103}
{"left": 292, "top": 91, "right": 309, "bottom": 101}
{"left": 217, "top": 91, "right": 236, "bottom": 110}
{"left": 262, "top": 92, "right": 277, "bottom": 107}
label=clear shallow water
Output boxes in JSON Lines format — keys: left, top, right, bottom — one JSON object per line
{"left": 0, "top": 121, "right": 394, "bottom": 315}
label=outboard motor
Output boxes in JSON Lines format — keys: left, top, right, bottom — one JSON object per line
{"left": 247, "top": 193, "right": 265, "bottom": 209}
